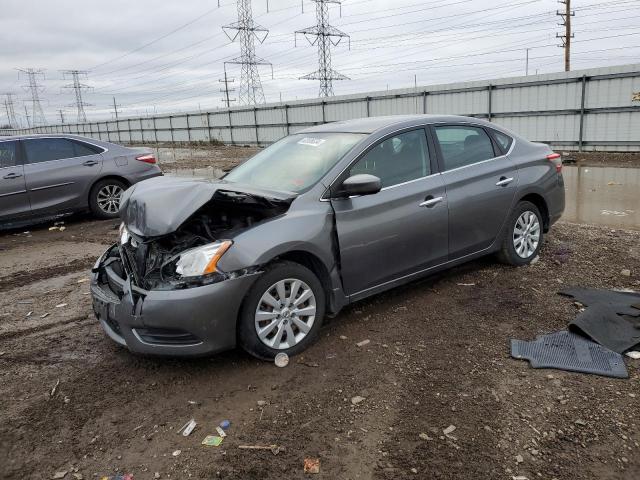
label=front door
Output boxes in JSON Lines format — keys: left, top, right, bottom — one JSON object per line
{"left": 331, "top": 128, "right": 448, "bottom": 298}
{"left": 0, "top": 140, "right": 30, "bottom": 222}
{"left": 432, "top": 124, "right": 519, "bottom": 259}
{"left": 22, "top": 137, "right": 103, "bottom": 216}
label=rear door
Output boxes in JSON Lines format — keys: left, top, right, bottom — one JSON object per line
{"left": 431, "top": 124, "right": 518, "bottom": 259}
{"left": 331, "top": 128, "right": 448, "bottom": 298}
{"left": 0, "top": 140, "right": 30, "bottom": 221}
{"left": 22, "top": 137, "right": 104, "bottom": 216}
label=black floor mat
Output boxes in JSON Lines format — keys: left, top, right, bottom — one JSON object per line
{"left": 511, "top": 330, "right": 628, "bottom": 378}
{"left": 569, "top": 305, "right": 640, "bottom": 353}
{"left": 559, "top": 287, "right": 640, "bottom": 317}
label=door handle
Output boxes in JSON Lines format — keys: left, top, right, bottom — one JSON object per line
{"left": 419, "top": 196, "right": 444, "bottom": 208}
{"left": 3, "top": 172, "right": 23, "bottom": 179}
{"left": 83, "top": 160, "right": 99, "bottom": 166}
{"left": 496, "top": 176, "right": 514, "bottom": 187}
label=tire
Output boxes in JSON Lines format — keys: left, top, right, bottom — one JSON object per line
{"left": 89, "top": 179, "right": 127, "bottom": 219}
{"left": 238, "top": 261, "right": 326, "bottom": 360}
{"left": 497, "top": 200, "right": 544, "bottom": 266}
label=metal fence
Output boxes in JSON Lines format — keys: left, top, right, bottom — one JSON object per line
{"left": 3, "top": 63, "right": 640, "bottom": 151}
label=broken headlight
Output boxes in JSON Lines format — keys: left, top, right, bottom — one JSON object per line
{"left": 174, "top": 240, "right": 233, "bottom": 278}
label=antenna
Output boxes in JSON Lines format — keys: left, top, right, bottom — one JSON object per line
{"left": 223, "top": 0, "right": 272, "bottom": 105}
{"left": 295, "top": 0, "right": 350, "bottom": 97}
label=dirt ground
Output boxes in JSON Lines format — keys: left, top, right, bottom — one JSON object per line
{"left": 1, "top": 146, "right": 640, "bottom": 480}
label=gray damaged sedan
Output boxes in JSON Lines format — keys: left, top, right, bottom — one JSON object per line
{"left": 91, "top": 115, "right": 565, "bottom": 359}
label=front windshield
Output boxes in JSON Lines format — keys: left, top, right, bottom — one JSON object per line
{"left": 224, "top": 133, "right": 366, "bottom": 192}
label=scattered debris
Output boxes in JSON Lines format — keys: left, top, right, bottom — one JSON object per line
{"left": 187, "top": 400, "right": 200, "bottom": 405}
{"left": 515, "top": 454, "right": 524, "bottom": 464}
{"left": 50, "top": 379, "right": 60, "bottom": 397}
{"left": 26, "top": 311, "right": 33, "bottom": 317}
{"left": 356, "top": 339, "right": 370, "bottom": 347}
{"left": 621, "top": 269, "right": 631, "bottom": 277}
{"left": 216, "top": 426, "right": 227, "bottom": 438}
{"left": 202, "top": 435, "right": 224, "bottom": 447}
{"left": 219, "top": 420, "right": 231, "bottom": 430}
{"left": 443, "top": 425, "right": 456, "bottom": 436}
{"left": 257, "top": 400, "right": 267, "bottom": 407}
{"left": 72, "top": 474, "right": 83, "bottom": 480}
{"left": 77, "top": 278, "right": 89, "bottom": 283}
{"left": 40, "top": 313, "right": 50, "bottom": 318}
{"left": 172, "top": 449, "right": 181, "bottom": 456}
{"left": 274, "top": 352, "right": 289, "bottom": 368}
{"left": 303, "top": 458, "right": 320, "bottom": 474}
{"left": 351, "top": 396, "right": 366, "bottom": 405}
{"left": 238, "top": 444, "right": 283, "bottom": 455}
{"left": 575, "top": 419, "right": 587, "bottom": 426}
{"left": 55, "top": 303, "right": 68, "bottom": 308}
{"left": 457, "top": 282, "right": 475, "bottom": 286}
{"left": 511, "top": 330, "right": 628, "bottom": 378}
{"left": 52, "top": 471, "right": 68, "bottom": 479}
{"left": 419, "top": 433, "right": 432, "bottom": 440}
{"left": 177, "top": 419, "right": 196, "bottom": 437}
{"left": 99, "top": 475, "right": 133, "bottom": 480}
{"left": 626, "top": 351, "right": 640, "bottom": 359}
{"left": 339, "top": 335, "right": 347, "bottom": 340}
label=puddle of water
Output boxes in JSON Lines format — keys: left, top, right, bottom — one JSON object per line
{"left": 563, "top": 165, "right": 640, "bottom": 230}
{"left": 161, "top": 162, "right": 640, "bottom": 230}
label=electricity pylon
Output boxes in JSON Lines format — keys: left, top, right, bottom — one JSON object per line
{"left": 62, "top": 70, "right": 92, "bottom": 123}
{"left": 556, "top": 0, "right": 574, "bottom": 72}
{"left": 223, "top": 0, "right": 272, "bottom": 105}
{"left": 2, "top": 93, "right": 18, "bottom": 128}
{"left": 18, "top": 68, "right": 47, "bottom": 126}
{"left": 296, "top": 0, "right": 350, "bottom": 97}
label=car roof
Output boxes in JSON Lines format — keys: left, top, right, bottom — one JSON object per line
{"left": 298, "top": 114, "right": 495, "bottom": 134}
{"left": 0, "top": 133, "right": 100, "bottom": 142}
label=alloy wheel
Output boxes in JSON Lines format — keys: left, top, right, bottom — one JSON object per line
{"left": 254, "top": 278, "right": 317, "bottom": 350}
{"left": 97, "top": 184, "right": 124, "bottom": 214}
{"left": 513, "top": 210, "right": 541, "bottom": 258}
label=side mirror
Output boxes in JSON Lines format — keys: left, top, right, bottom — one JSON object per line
{"left": 335, "top": 174, "right": 382, "bottom": 198}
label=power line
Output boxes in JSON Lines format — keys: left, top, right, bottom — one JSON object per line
{"left": 223, "top": 0, "right": 272, "bottom": 105}
{"left": 18, "top": 68, "right": 47, "bottom": 126}
{"left": 296, "top": 0, "right": 350, "bottom": 97}
{"left": 557, "top": 0, "right": 575, "bottom": 71}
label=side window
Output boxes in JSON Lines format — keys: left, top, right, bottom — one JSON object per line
{"left": 0, "top": 141, "right": 17, "bottom": 168}
{"left": 491, "top": 130, "right": 513, "bottom": 153}
{"left": 71, "top": 140, "right": 102, "bottom": 157}
{"left": 23, "top": 138, "right": 77, "bottom": 164}
{"left": 434, "top": 126, "right": 496, "bottom": 171}
{"left": 349, "top": 129, "right": 430, "bottom": 188}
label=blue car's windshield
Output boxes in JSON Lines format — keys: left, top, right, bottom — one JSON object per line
{"left": 224, "top": 133, "right": 365, "bottom": 193}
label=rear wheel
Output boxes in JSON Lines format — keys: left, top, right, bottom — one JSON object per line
{"left": 497, "top": 201, "right": 544, "bottom": 266}
{"left": 238, "top": 261, "right": 325, "bottom": 360}
{"left": 89, "top": 179, "right": 126, "bottom": 219}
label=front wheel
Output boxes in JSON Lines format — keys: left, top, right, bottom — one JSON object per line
{"left": 238, "top": 261, "right": 325, "bottom": 360}
{"left": 497, "top": 201, "right": 544, "bottom": 266}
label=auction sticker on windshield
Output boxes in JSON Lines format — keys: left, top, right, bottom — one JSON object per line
{"left": 298, "top": 137, "right": 326, "bottom": 147}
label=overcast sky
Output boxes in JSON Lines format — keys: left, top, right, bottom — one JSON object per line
{"left": 1, "top": 0, "right": 639, "bottom": 126}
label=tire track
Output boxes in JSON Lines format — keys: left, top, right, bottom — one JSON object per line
{"left": 0, "top": 257, "right": 95, "bottom": 293}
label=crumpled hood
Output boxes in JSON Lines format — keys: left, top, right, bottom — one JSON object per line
{"left": 119, "top": 176, "right": 296, "bottom": 238}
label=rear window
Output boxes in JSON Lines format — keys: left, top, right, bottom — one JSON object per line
{"left": 0, "top": 141, "right": 17, "bottom": 168}
{"left": 71, "top": 140, "right": 103, "bottom": 156}
{"left": 491, "top": 129, "right": 514, "bottom": 153}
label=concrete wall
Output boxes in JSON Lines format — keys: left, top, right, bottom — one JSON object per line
{"left": 3, "top": 63, "right": 640, "bottom": 152}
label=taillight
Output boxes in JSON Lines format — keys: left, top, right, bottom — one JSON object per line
{"left": 136, "top": 154, "right": 156, "bottom": 164}
{"left": 547, "top": 152, "right": 562, "bottom": 173}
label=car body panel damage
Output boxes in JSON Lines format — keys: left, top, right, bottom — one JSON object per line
{"left": 119, "top": 175, "right": 297, "bottom": 238}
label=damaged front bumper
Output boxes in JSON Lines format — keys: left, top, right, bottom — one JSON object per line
{"left": 90, "top": 245, "right": 258, "bottom": 356}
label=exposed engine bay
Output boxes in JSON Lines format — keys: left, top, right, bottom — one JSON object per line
{"left": 115, "top": 189, "right": 292, "bottom": 290}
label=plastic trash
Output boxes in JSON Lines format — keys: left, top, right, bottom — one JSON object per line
{"left": 275, "top": 352, "right": 289, "bottom": 367}
{"left": 219, "top": 420, "right": 231, "bottom": 430}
